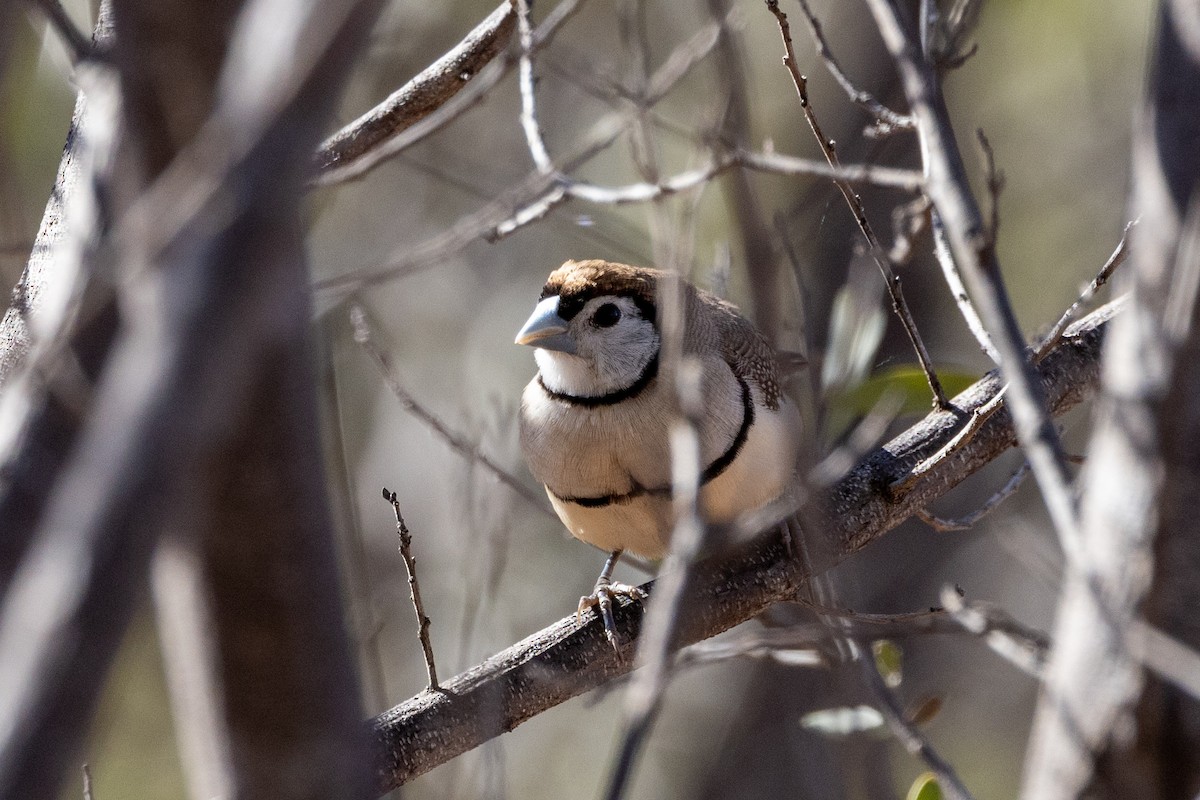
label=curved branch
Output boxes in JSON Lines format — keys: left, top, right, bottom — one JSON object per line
{"left": 369, "top": 300, "right": 1118, "bottom": 793}
{"left": 313, "top": 1, "right": 516, "bottom": 175}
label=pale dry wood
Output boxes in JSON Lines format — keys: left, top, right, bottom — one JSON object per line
{"left": 1021, "top": 4, "right": 1200, "bottom": 797}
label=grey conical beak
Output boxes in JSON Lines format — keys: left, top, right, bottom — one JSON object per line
{"left": 515, "top": 296, "right": 576, "bottom": 354}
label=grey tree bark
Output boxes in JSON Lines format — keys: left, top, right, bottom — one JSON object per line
{"left": 0, "top": 0, "right": 384, "bottom": 797}
{"left": 1021, "top": 3, "right": 1200, "bottom": 798}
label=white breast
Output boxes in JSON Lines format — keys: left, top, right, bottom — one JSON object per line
{"left": 520, "top": 363, "right": 800, "bottom": 560}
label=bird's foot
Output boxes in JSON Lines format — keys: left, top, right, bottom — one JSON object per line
{"left": 577, "top": 579, "right": 647, "bottom": 652}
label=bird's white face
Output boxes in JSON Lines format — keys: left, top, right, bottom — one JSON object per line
{"left": 519, "top": 294, "right": 659, "bottom": 399}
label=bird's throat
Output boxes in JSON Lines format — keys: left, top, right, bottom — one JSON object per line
{"left": 536, "top": 350, "right": 659, "bottom": 407}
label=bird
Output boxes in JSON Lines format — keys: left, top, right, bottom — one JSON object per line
{"left": 515, "top": 259, "right": 801, "bottom": 648}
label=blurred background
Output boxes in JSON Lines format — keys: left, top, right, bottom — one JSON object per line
{"left": 0, "top": 0, "right": 1152, "bottom": 797}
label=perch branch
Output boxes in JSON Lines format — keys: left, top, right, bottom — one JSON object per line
{"left": 368, "top": 301, "right": 1115, "bottom": 793}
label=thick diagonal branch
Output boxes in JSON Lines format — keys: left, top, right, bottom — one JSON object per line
{"left": 370, "top": 300, "right": 1116, "bottom": 794}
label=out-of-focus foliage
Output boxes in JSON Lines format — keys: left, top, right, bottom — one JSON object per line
{"left": 0, "top": 1, "right": 1153, "bottom": 799}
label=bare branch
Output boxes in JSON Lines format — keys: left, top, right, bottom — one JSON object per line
{"left": 384, "top": 489, "right": 439, "bottom": 690}
{"left": 766, "top": 0, "right": 951, "bottom": 409}
{"left": 1023, "top": 5, "right": 1200, "bottom": 794}
{"left": 857, "top": 638, "right": 976, "bottom": 800}
{"left": 315, "top": 143, "right": 921, "bottom": 301}
{"left": 514, "top": 0, "right": 554, "bottom": 174}
{"left": 0, "top": 1, "right": 384, "bottom": 795}
{"left": 313, "top": 1, "right": 515, "bottom": 174}
{"left": 916, "top": 461, "right": 1029, "bottom": 532}
{"left": 939, "top": 586, "right": 1050, "bottom": 677}
{"left": 604, "top": 362, "right": 708, "bottom": 800}
{"left": 350, "top": 305, "right": 553, "bottom": 517}
{"left": 313, "top": 0, "right": 588, "bottom": 186}
{"left": 1035, "top": 220, "right": 1134, "bottom": 360}
{"left": 864, "top": 0, "right": 1083, "bottom": 564}
{"left": 370, "top": 301, "right": 1114, "bottom": 792}
{"left": 24, "top": 0, "right": 93, "bottom": 64}
{"left": 793, "top": 0, "right": 913, "bottom": 134}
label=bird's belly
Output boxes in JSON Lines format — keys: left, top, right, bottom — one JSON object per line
{"left": 548, "top": 490, "right": 671, "bottom": 559}
{"left": 701, "top": 399, "right": 799, "bottom": 523}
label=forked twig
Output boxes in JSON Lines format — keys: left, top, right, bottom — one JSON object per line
{"left": 892, "top": 231, "right": 1129, "bottom": 497}
{"left": 1036, "top": 220, "right": 1135, "bottom": 361}
{"left": 916, "top": 461, "right": 1029, "bottom": 532}
{"left": 765, "top": 0, "right": 950, "bottom": 409}
{"left": 384, "top": 488, "right": 439, "bottom": 690}
{"left": 793, "top": 0, "right": 913, "bottom": 134}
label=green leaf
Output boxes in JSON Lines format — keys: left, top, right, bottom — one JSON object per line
{"left": 834, "top": 365, "right": 978, "bottom": 418}
{"left": 873, "top": 639, "right": 904, "bottom": 688}
{"left": 906, "top": 773, "right": 944, "bottom": 800}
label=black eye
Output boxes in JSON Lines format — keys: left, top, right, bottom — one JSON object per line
{"left": 592, "top": 303, "right": 621, "bottom": 328}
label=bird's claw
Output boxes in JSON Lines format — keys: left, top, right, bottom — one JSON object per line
{"left": 577, "top": 581, "right": 647, "bottom": 652}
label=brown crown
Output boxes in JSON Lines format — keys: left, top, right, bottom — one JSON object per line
{"left": 539, "top": 260, "right": 662, "bottom": 322}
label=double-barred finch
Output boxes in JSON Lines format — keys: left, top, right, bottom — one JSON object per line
{"left": 515, "top": 260, "right": 801, "bottom": 646}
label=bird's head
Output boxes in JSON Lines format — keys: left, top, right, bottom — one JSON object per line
{"left": 515, "top": 260, "right": 662, "bottom": 399}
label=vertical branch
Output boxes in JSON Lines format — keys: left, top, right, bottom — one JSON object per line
{"left": 151, "top": 530, "right": 236, "bottom": 800}
{"left": 514, "top": 0, "right": 553, "bottom": 175}
{"left": 384, "top": 489, "right": 439, "bottom": 690}
{"left": 765, "top": 1, "right": 951, "bottom": 409}
{"left": 0, "top": 0, "right": 385, "bottom": 796}
{"left": 604, "top": 360, "right": 708, "bottom": 800}
{"left": 863, "top": 0, "right": 1083, "bottom": 563}
{"left": 1021, "top": 4, "right": 1200, "bottom": 798}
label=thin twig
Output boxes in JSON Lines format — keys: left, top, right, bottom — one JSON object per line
{"left": 975, "top": 129, "right": 1004, "bottom": 245}
{"left": 930, "top": 207, "right": 1000, "bottom": 361}
{"left": 864, "top": 0, "right": 1083, "bottom": 564}
{"left": 314, "top": 141, "right": 921, "bottom": 302}
{"left": 81, "top": 764, "right": 93, "bottom": 800}
{"left": 893, "top": 272, "right": 1128, "bottom": 498}
{"left": 916, "top": 461, "right": 1029, "bottom": 532}
{"left": 939, "top": 586, "right": 1049, "bottom": 677}
{"left": 350, "top": 305, "right": 553, "bottom": 517}
{"left": 514, "top": 0, "right": 554, "bottom": 174}
{"left": 494, "top": 148, "right": 925, "bottom": 239}
{"left": 1035, "top": 220, "right": 1135, "bottom": 360}
{"left": 765, "top": 0, "right": 951, "bottom": 409}
{"left": 857, "top": 639, "right": 976, "bottom": 800}
{"left": 793, "top": 0, "right": 913, "bottom": 134}
{"left": 384, "top": 488, "right": 439, "bottom": 690}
